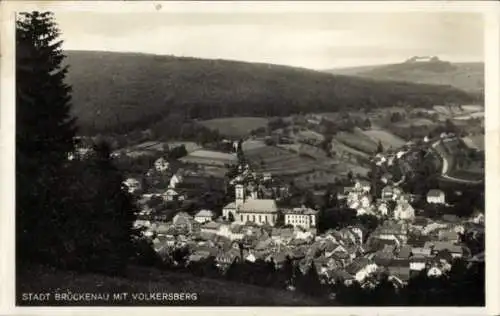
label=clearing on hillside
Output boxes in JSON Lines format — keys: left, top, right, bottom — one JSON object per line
{"left": 362, "top": 129, "right": 406, "bottom": 149}
{"left": 334, "top": 129, "right": 379, "bottom": 154}
{"left": 199, "top": 117, "right": 269, "bottom": 138}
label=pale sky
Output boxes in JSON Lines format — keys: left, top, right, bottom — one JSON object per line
{"left": 55, "top": 11, "right": 484, "bottom": 69}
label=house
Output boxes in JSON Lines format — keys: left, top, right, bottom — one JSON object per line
{"left": 438, "top": 229, "right": 459, "bottom": 243}
{"left": 393, "top": 201, "right": 415, "bottom": 221}
{"left": 172, "top": 212, "right": 194, "bottom": 231}
{"left": 154, "top": 157, "right": 170, "bottom": 173}
{"left": 163, "top": 188, "right": 179, "bottom": 202}
{"left": 410, "top": 255, "right": 428, "bottom": 272}
{"left": 387, "top": 266, "right": 411, "bottom": 286}
{"left": 201, "top": 221, "right": 222, "bottom": 234}
{"left": 354, "top": 179, "right": 371, "bottom": 193}
{"left": 381, "top": 173, "right": 393, "bottom": 184}
{"left": 397, "top": 245, "right": 412, "bottom": 260}
{"left": 359, "top": 195, "right": 372, "bottom": 208}
{"left": 373, "top": 251, "right": 394, "bottom": 267}
{"left": 263, "top": 173, "right": 272, "bottom": 182}
{"left": 216, "top": 248, "right": 241, "bottom": 269}
{"left": 424, "top": 241, "right": 464, "bottom": 258}
{"left": 381, "top": 185, "right": 402, "bottom": 201}
{"left": 422, "top": 222, "right": 448, "bottom": 235}
{"left": 168, "top": 172, "right": 184, "bottom": 189}
{"left": 283, "top": 206, "right": 318, "bottom": 229}
{"left": 194, "top": 209, "right": 215, "bottom": 223}
{"left": 271, "top": 228, "right": 294, "bottom": 244}
{"left": 371, "top": 221, "right": 409, "bottom": 244}
{"left": 427, "top": 266, "right": 444, "bottom": 277}
{"left": 327, "top": 269, "right": 355, "bottom": 286}
{"left": 411, "top": 247, "right": 432, "bottom": 257}
{"left": 375, "top": 200, "right": 390, "bottom": 217}
{"left": 345, "top": 258, "right": 378, "bottom": 283}
{"left": 427, "top": 189, "right": 446, "bottom": 204}
{"left": 411, "top": 216, "right": 429, "bottom": 230}
{"left": 469, "top": 211, "right": 485, "bottom": 225}
{"left": 123, "top": 178, "right": 142, "bottom": 194}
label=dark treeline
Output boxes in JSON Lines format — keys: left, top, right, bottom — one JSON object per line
{"left": 64, "top": 50, "right": 481, "bottom": 135}
{"left": 16, "top": 12, "right": 147, "bottom": 276}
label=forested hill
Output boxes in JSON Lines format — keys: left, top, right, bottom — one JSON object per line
{"left": 64, "top": 51, "right": 480, "bottom": 135}
{"left": 325, "top": 60, "right": 484, "bottom": 94}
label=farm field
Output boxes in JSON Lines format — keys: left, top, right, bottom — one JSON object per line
{"left": 461, "top": 135, "right": 484, "bottom": 151}
{"left": 362, "top": 129, "right": 406, "bottom": 149}
{"left": 453, "top": 112, "right": 484, "bottom": 120}
{"left": 293, "top": 170, "right": 338, "bottom": 189}
{"left": 125, "top": 141, "right": 201, "bottom": 153}
{"left": 278, "top": 143, "right": 329, "bottom": 160}
{"left": 244, "top": 145, "right": 333, "bottom": 177}
{"left": 395, "top": 118, "right": 436, "bottom": 128}
{"left": 330, "top": 139, "right": 371, "bottom": 159}
{"left": 242, "top": 139, "right": 267, "bottom": 152}
{"left": 199, "top": 117, "right": 269, "bottom": 138}
{"left": 334, "top": 129, "right": 379, "bottom": 154}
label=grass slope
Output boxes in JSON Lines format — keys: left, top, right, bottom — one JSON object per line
{"left": 64, "top": 51, "right": 478, "bottom": 134}
{"left": 199, "top": 117, "right": 269, "bottom": 138}
{"left": 362, "top": 129, "right": 406, "bottom": 149}
{"left": 326, "top": 60, "right": 484, "bottom": 94}
{"left": 17, "top": 265, "right": 328, "bottom": 306}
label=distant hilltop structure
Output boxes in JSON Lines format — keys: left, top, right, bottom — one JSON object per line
{"left": 404, "top": 56, "right": 441, "bottom": 63}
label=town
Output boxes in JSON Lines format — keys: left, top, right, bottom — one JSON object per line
{"left": 74, "top": 105, "right": 485, "bottom": 301}
{"left": 14, "top": 9, "right": 486, "bottom": 307}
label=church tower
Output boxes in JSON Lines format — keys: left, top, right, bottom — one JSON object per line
{"left": 235, "top": 184, "right": 245, "bottom": 207}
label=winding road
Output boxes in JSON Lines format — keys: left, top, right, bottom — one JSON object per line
{"left": 430, "top": 139, "right": 483, "bottom": 185}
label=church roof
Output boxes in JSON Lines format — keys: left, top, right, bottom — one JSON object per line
{"left": 239, "top": 199, "right": 278, "bottom": 213}
{"left": 223, "top": 202, "right": 237, "bottom": 209}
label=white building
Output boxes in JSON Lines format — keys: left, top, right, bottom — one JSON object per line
{"left": 283, "top": 206, "right": 318, "bottom": 229}
{"left": 354, "top": 180, "right": 371, "bottom": 193}
{"left": 169, "top": 173, "right": 184, "bottom": 189}
{"left": 223, "top": 184, "right": 279, "bottom": 226}
{"left": 123, "top": 178, "right": 142, "bottom": 194}
{"left": 394, "top": 201, "right": 415, "bottom": 221}
{"left": 154, "top": 157, "right": 170, "bottom": 173}
{"left": 194, "top": 209, "right": 215, "bottom": 223}
{"left": 427, "top": 189, "right": 446, "bottom": 204}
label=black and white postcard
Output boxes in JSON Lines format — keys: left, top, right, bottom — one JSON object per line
{"left": 1, "top": 1, "right": 499, "bottom": 315}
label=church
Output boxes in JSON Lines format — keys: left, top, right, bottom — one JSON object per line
{"left": 223, "top": 184, "right": 279, "bottom": 226}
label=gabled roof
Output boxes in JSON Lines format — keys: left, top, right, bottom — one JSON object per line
{"left": 398, "top": 245, "right": 412, "bottom": 259}
{"left": 201, "top": 221, "right": 222, "bottom": 230}
{"left": 239, "top": 199, "right": 278, "bottom": 213}
{"left": 388, "top": 266, "right": 411, "bottom": 282}
{"left": 195, "top": 209, "right": 214, "bottom": 218}
{"left": 427, "top": 189, "right": 445, "bottom": 197}
{"left": 223, "top": 202, "right": 237, "bottom": 209}
{"left": 424, "top": 241, "right": 463, "bottom": 254}
{"left": 346, "top": 257, "right": 372, "bottom": 274}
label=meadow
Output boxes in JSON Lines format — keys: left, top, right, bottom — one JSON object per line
{"left": 362, "top": 129, "right": 406, "bottom": 150}
{"left": 199, "top": 117, "right": 269, "bottom": 138}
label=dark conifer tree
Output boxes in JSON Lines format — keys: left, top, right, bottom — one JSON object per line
{"left": 376, "top": 140, "right": 384, "bottom": 154}
{"left": 16, "top": 11, "right": 77, "bottom": 264}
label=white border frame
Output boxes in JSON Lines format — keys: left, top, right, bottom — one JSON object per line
{"left": 1, "top": 1, "right": 499, "bottom": 316}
